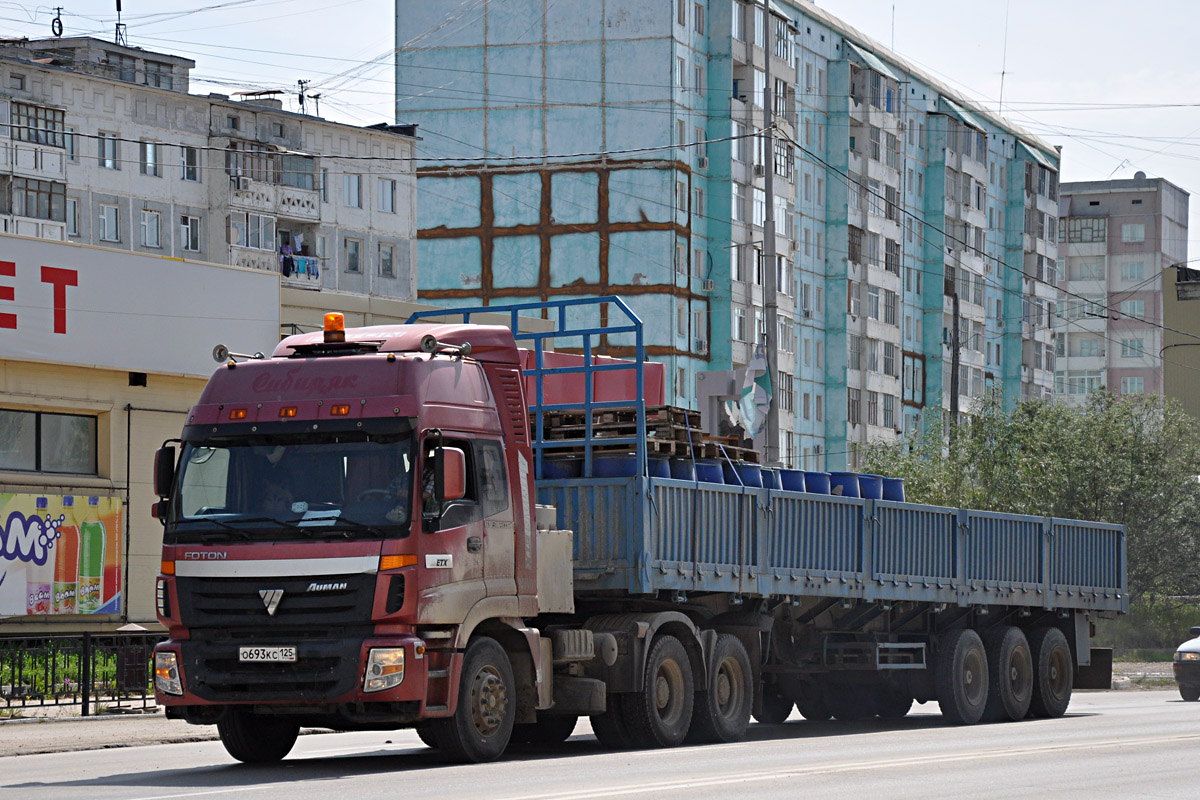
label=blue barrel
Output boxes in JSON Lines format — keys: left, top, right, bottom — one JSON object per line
{"left": 803, "top": 471, "right": 831, "bottom": 494}
{"left": 695, "top": 460, "right": 724, "bottom": 483}
{"left": 779, "top": 469, "right": 806, "bottom": 492}
{"left": 649, "top": 457, "right": 671, "bottom": 478}
{"left": 829, "top": 471, "right": 860, "bottom": 497}
{"left": 858, "top": 474, "right": 884, "bottom": 499}
{"left": 761, "top": 468, "right": 781, "bottom": 490}
{"left": 668, "top": 458, "right": 696, "bottom": 481}
{"left": 542, "top": 456, "right": 581, "bottom": 479}
{"left": 738, "top": 464, "right": 763, "bottom": 488}
{"left": 593, "top": 454, "right": 638, "bottom": 478}
{"left": 722, "top": 461, "right": 742, "bottom": 485}
{"left": 882, "top": 476, "right": 906, "bottom": 502}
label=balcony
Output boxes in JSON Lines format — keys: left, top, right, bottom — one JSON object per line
{"left": 229, "top": 178, "right": 320, "bottom": 221}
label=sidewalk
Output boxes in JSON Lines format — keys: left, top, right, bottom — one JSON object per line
{"left": 0, "top": 712, "right": 221, "bottom": 757}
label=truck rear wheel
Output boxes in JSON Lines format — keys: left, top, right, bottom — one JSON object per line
{"left": 623, "top": 634, "right": 694, "bottom": 747}
{"left": 795, "top": 689, "right": 832, "bottom": 721}
{"left": 935, "top": 628, "right": 989, "bottom": 725}
{"left": 686, "top": 633, "right": 752, "bottom": 743}
{"left": 753, "top": 691, "right": 794, "bottom": 724}
{"left": 983, "top": 626, "right": 1034, "bottom": 722}
{"left": 875, "top": 687, "right": 914, "bottom": 719}
{"left": 216, "top": 711, "right": 299, "bottom": 763}
{"left": 430, "top": 636, "right": 515, "bottom": 763}
{"left": 591, "top": 694, "right": 637, "bottom": 749}
{"left": 827, "top": 685, "right": 873, "bottom": 721}
{"left": 1028, "top": 627, "right": 1073, "bottom": 718}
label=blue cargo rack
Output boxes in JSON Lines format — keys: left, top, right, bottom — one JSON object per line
{"left": 410, "top": 298, "right": 1127, "bottom": 614}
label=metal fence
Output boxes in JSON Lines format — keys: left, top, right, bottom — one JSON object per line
{"left": 0, "top": 632, "right": 166, "bottom": 716}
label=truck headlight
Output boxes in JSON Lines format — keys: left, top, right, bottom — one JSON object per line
{"left": 363, "top": 647, "right": 405, "bottom": 693}
{"left": 155, "top": 652, "right": 183, "bottom": 696}
{"left": 1175, "top": 651, "right": 1200, "bottom": 662}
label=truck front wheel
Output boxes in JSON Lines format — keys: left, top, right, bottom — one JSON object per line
{"left": 217, "top": 711, "right": 299, "bottom": 763}
{"left": 430, "top": 636, "right": 515, "bottom": 762}
{"left": 686, "top": 633, "right": 752, "bottom": 743}
{"left": 623, "top": 634, "right": 694, "bottom": 747}
{"left": 1028, "top": 627, "right": 1073, "bottom": 718}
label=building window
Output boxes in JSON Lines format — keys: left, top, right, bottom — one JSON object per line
{"left": 1121, "top": 223, "right": 1145, "bottom": 243}
{"left": 144, "top": 60, "right": 173, "bottom": 89}
{"left": 378, "top": 178, "right": 396, "bottom": 213}
{"left": 677, "top": 57, "right": 686, "bottom": 90}
{"left": 321, "top": 169, "right": 330, "bottom": 203}
{"left": 230, "top": 212, "right": 276, "bottom": 250}
{"left": 379, "top": 243, "right": 395, "bottom": 278}
{"left": 815, "top": 394, "right": 823, "bottom": 422}
{"left": 64, "top": 126, "right": 77, "bottom": 161}
{"left": 0, "top": 409, "right": 97, "bottom": 474}
{"left": 1121, "top": 338, "right": 1144, "bottom": 358}
{"left": 11, "top": 102, "right": 65, "bottom": 147}
{"left": 694, "top": 2, "right": 704, "bottom": 33}
{"left": 343, "top": 174, "right": 362, "bottom": 208}
{"left": 1121, "top": 376, "right": 1145, "bottom": 395}
{"left": 271, "top": 121, "right": 285, "bottom": 138}
{"left": 180, "top": 146, "right": 200, "bottom": 181}
{"left": 140, "top": 141, "right": 162, "bottom": 177}
{"left": 9, "top": 73, "right": 24, "bottom": 91}
{"left": 180, "top": 215, "right": 201, "bottom": 252}
{"left": 677, "top": 0, "right": 686, "bottom": 25}
{"left": 344, "top": 238, "right": 361, "bottom": 272}
{"left": 140, "top": 210, "right": 162, "bottom": 248}
{"left": 1120, "top": 300, "right": 1145, "bottom": 320}
{"left": 1121, "top": 261, "right": 1145, "bottom": 281}
{"left": 99, "top": 204, "right": 119, "bottom": 241}
{"left": 866, "top": 391, "right": 879, "bottom": 426}
{"left": 225, "top": 142, "right": 272, "bottom": 183}
{"left": 731, "top": 244, "right": 743, "bottom": 282}
{"left": 732, "top": 183, "right": 746, "bottom": 222}
{"left": 279, "top": 154, "right": 315, "bottom": 190}
{"left": 734, "top": 307, "right": 746, "bottom": 341}
{"left": 753, "top": 187, "right": 766, "bottom": 227}
{"left": 98, "top": 132, "right": 119, "bottom": 169}
{"left": 66, "top": 197, "right": 78, "bottom": 236}
{"left": 106, "top": 53, "right": 136, "bottom": 82}
{"left": 12, "top": 177, "right": 65, "bottom": 221}
{"left": 226, "top": 114, "right": 240, "bottom": 131}
{"left": 848, "top": 388, "right": 861, "bottom": 425}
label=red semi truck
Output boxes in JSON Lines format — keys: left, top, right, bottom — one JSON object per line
{"left": 152, "top": 298, "right": 1125, "bottom": 763}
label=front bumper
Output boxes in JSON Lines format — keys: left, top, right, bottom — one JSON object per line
{"left": 154, "top": 633, "right": 427, "bottom": 708}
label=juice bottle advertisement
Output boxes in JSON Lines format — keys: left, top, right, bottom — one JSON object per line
{"left": 0, "top": 492, "right": 123, "bottom": 618}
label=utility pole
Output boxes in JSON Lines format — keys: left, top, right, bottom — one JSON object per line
{"left": 949, "top": 288, "right": 961, "bottom": 447}
{"left": 763, "top": 2, "right": 780, "bottom": 466}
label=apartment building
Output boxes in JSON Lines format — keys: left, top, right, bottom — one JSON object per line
{"left": 0, "top": 36, "right": 418, "bottom": 302}
{"left": 1055, "top": 174, "right": 1188, "bottom": 402}
{"left": 395, "top": 1, "right": 1061, "bottom": 469}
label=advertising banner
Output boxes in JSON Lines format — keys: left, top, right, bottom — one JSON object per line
{"left": 0, "top": 493, "right": 123, "bottom": 618}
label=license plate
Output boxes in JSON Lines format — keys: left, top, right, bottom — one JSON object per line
{"left": 238, "top": 646, "right": 297, "bottom": 663}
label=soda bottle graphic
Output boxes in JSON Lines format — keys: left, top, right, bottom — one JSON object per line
{"left": 54, "top": 495, "right": 79, "bottom": 614}
{"left": 77, "top": 496, "right": 105, "bottom": 614}
{"left": 26, "top": 497, "right": 54, "bottom": 615}
{"left": 101, "top": 498, "right": 121, "bottom": 610}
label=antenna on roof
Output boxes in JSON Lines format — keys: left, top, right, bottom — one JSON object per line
{"left": 51, "top": 7, "right": 63, "bottom": 37}
{"left": 309, "top": 93, "right": 321, "bottom": 117}
{"left": 297, "top": 79, "right": 309, "bottom": 114}
{"left": 114, "top": 0, "right": 127, "bottom": 46}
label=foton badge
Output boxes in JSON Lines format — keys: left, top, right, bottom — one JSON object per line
{"left": 426, "top": 555, "right": 453, "bottom": 569}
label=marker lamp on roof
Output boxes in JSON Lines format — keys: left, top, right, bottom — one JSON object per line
{"left": 324, "top": 312, "right": 346, "bottom": 343}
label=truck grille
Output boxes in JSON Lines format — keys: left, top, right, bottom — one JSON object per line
{"left": 176, "top": 574, "right": 373, "bottom": 629}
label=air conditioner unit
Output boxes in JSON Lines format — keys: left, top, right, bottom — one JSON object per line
{"left": 694, "top": 339, "right": 709, "bottom": 355}
{"left": 236, "top": 176, "right": 251, "bottom": 191}
{"left": 696, "top": 156, "right": 709, "bottom": 170}
{"left": 801, "top": 308, "right": 813, "bottom": 318}
{"left": 753, "top": 164, "right": 766, "bottom": 178}
{"left": 702, "top": 278, "right": 715, "bottom": 291}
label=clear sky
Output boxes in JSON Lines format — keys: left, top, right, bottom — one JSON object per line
{"left": 3, "top": 0, "right": 1199, "bottom": 247}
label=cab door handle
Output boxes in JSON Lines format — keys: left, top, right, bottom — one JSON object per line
{"left": 467, "top": 536, "right": 482, "bottom": 553}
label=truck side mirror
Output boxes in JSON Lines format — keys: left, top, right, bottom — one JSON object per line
{"left": 438, "top": 447, "right": 467, "bottom": 502}
{"left": 1190, "top": 625, "right": 1200, "bottom": 638}
{"left": 154, "top": 445, "right": 176, "bottom": 498}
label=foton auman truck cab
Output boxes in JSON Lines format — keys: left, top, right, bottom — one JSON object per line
{"left": 152, "top": 313, "right": 575, "bottom": 763}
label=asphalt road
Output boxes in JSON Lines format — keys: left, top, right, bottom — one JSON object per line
{"left": 2, "top": 690, "right": 1195, "bottom": 800}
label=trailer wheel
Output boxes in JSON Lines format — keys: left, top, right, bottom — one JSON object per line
{"left": 1180, "top": 685, "right": 1200, "bottom": 702}
{"left": 935, "top": 628, "right": 989, "bottom": 725}
{"left": 827, "top": 685, "right": 873, "bottom": 721}
{"left": 623, "top": 634, "right": 694, "bottom": 747}
{"left": 686, "top": 633, "right": 752, "bottom": 743}
{"left": 510, "top": 715, "right": 578, "bottom": 745}
{"left": 430, "top": 636, "right": 515, "bottom": 763}
{"left": 983, "top": 626, "right": 1034, "bottom": 722}
{"left": 795, "top": 689, "right": 832, "bottom": 721}
{"left": 591, "top": 694, "right": 637, "bottom": 749}
{"left": 216, "top": 711, "right": 299, "bottom": 763}
{"left": 1028, "top": 627, "right": 1073, "bottom": 718}
{"left": 753, "top": 691, "right": 794, "bottom": 724}
{"left": 875, "top": 688, "right": 914, "bottom": 719}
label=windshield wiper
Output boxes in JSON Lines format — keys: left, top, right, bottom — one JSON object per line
{"left": 171, "top": 516, "right": 252, "bottom": 542}
{"left": 323, "top": 516, "right": 386, "bottom": 538}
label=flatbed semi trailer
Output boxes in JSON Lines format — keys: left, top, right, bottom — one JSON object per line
{"left": 151, "top": 297, "right": 1125, "bottom": 763}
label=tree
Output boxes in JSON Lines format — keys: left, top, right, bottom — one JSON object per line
{"left": 862, "top": 391, "right": 1200, "bottom": 601}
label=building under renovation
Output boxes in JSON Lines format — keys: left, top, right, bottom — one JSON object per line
{"left": 395, "top": 0, "right": 1061, "bottom": 469}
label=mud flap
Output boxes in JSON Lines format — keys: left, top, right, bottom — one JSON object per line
{"left": 1073, "top": 647, "right": 1113, "bottom": 690}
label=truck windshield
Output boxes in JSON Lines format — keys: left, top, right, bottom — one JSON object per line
{"left": 167, "top": 428, "right": 415, "bottom": 542}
